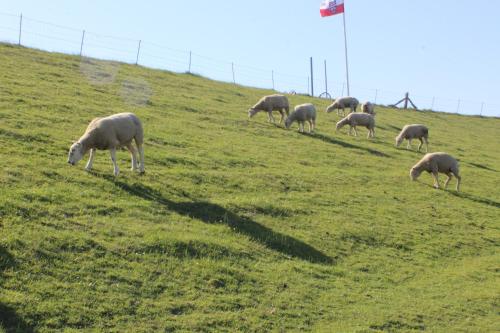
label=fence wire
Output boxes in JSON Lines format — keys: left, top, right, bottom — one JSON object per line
{"left": 0, "top": 12, "right": 498, "bottom": 117}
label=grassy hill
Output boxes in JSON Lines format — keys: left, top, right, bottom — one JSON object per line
{"left": 0, "top": 43, "right": 499, "bottom": 332}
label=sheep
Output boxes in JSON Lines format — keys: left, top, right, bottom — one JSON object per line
{"left": 336, "top": 113, "right": 375, "bottom": 138}
{"left": 326, "top": 97, "right": 359, "bottom": 116}
{"left": 410, "top": 152, "right": 461, "bottom": 191}
{"left": 67, "top": 112, "right": 145, "bottom": 176}
{"left": 248, "top": 94, "right": 290, "bottom": 124}
{"left": 361, "top": 101, "right": 375, "bottom": 115}
{"left": 285, "top": 103, "right": 316, "bottom": 133}
{"left": 396, "top": 124, "right": 429, "bottom": 152}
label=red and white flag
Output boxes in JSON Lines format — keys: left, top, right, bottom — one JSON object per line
{"left": 320, "top": 0, "right": 345, "bottom": 17}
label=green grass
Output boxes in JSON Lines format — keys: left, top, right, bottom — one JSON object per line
{"left": 0, "top": 43, "right": 499, "bottom": 332}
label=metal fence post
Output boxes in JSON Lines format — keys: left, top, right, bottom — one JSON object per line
{"left": 79, "top": 30, "right": 85, "bottom": 56}
{"left": 231, "top": 62, "right": 235, "bottom": 84}
{"left": 480, "top": 102, "right": 484, "bottom": 116}
{"left": 431, "top": 97, "right": 435, "bottom": 110}
{"left": 307, "top": 77, "right": 310, "bottom": 95}
{"left": 271, "top": 70, "right": 275, "bottom": 90}
{"left": 18, "top": 13, "right": 22, "bottom": 45}
{"left": 135, "top": 40, "right": 141, "bottom": 65}
{"left": 188, "top": 51, "right": 192, "bottom": 73}
{"left": 374, "top": 89, "right": 378, "bottom": 104}
{"left": 324, "top": 60, "right": 328, "bottom": 96}
{"left": 309, "top": 57, "right": 314, "bottom": 97}
{"left": 456, "top": 99, "right": 461, "bottom": 113}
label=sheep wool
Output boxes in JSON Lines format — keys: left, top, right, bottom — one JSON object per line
{"left": 248, "top": 94, "right": 290, "bottom": 124}
{"left": 360, "top": 102, "right": 375, "bottom": 115}
{"left": 67, "top": 112, "right": 145, "bottom": 176}
{"left": 335, "top": 112, "right": 375, "bottom": 138}
{"left": 396, "top": 124, "right": 429, "bottom": 152}
{"left": 285, "top": 103, "right": 317, "bottom": 133}
{"left": 410, "top": 152, "right": 461, "bottom": 191}
{"left": 326, "top": 97, "right": 359, "bottom": 116}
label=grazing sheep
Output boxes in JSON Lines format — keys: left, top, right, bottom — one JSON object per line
{"left": 285, "top": 103, "right": 316, "bottom": 133}
{"left": 361, "top": 101, "right": 375, "bottom": 115}
{"left": 410, "top": 152, "right": 461, "bottom": 191}
{"left": 248, "top": 94, "right": 289, "bottom": 124}
{"left": 67, "top": 112, "right": 145, "bottom": 176}
{"left": 396, "top": 124, "right": 429, "bottom": 152}
{"left": 326, "top": 97, "right": 359, "bottom": 116}
{"left": 336, "top": 113, "right": 375, "bottom": 138}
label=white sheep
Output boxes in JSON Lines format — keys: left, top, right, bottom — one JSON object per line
{"left": 67, "top": 112, "right": 145, "bottom": 176}
{"left": 410, "top": 152, "right": 461, "bottom": 191}
{"left": 285, "top": 103, "right": 316, "bottom": 133}
{"left": 248, "top": 94, "right": 290, "bottom": 124}
{"left": 336, "top": 113, "right": 375, "bottom": 138}
{"left": 326, "top": 97, "right": 359, "bottom": 116}
{"left": 396, "top": 124, "right": 429, "bottom": 152}
{"left": 361, "top": 101, "right": 375, "bottom": 115}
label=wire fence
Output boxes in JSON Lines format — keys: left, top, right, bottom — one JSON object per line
{"left": 0, "top": 11, "right": 498, "bottom": 117}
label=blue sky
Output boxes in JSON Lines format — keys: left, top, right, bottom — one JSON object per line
{"left": 0, "top": 0, "right": 499, "bottom": 116}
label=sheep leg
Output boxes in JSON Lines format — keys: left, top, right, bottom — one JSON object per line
{"left": 455, "top": 174, "right": 461, "bottom": 191}
{"left": 452, "top": 168, "right": 461, "bottom": 191}
{"left": 431, "top": 171, "right": 440, "bottom": 189}
{"left": 353, "top": 126, "right": 358, "bottom": 137}
{"left": 126, "top": 143, "right": 138, "bottom": 171}
{"left": 299, "top": 122, "right": 304, "bottom": 133}
{"left": 267, "top": 111, "right": 275, "bottom": 124}
{"left": 348, "top": 126, "right": 352, "bottom": 136}
{"left": 307, "top": 120, "right": 312, "bottom": 133}
{"left": 418, "top": 138, "right": 423, "bottom": 152}
{"left": 85, "top": 149, "right": 96, "bottom": 171}
{"left": 444, "top": 172, "right": 453, "bottom": 189}
{"left": 279, "top": 110, "right": 285, "bottom": 124}
{"left": 424, "top": 137, "right": 429, "bottom": 152}
{"left": 311, "top": 119, "right": 316, "bottom": 133}
{"left": 110, "top": 148, "right": 119, "bottom": 176}
{"left": 407, "top": 139, "right": 412, "bottom": 150}
{"left": 137, "top": 144, "right": 145, "bottom": 174}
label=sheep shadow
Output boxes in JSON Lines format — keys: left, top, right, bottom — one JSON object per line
{"left": 306, "top": 132, "right": 391, "bottom": 158}
{"left": 0, "top": 246, "right": 35, "bottom": 333}
{"left": 0, "top": 304, "right": 34, "bottom": 333}
{"left": 447, "top": 191, "right": 500, "bottom": 209}
{"left": 106, "top": 178, "right": 333, "bottom": 264}
{"left": 465, "top": 162, "right": 498, "bottom": 173}
{"left": 418, "top": 183, "right": 500, "bottom": 209}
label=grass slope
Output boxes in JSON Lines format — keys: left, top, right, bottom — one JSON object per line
{"left": 0, "top": 43, "right": 499, "bottom": 332}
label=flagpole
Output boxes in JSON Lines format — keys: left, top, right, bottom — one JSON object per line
{"left": 342, "top": 10, "right": 350, "bottom": 96}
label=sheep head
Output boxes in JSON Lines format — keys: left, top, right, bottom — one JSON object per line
{"left": 410, "top": 167, "right": 421, "bottom": 181}
{"left": 284, "top": 117, "right": 293, "bottom": 129}
{"left": 248, "top": 108, "right": 259, "bottom": 118}
{"left": 335, "top": 118, "right": 347, "bottom": 131}
{"left": 395, "top": 135, "right": 404, "bottom": 147}
{"left": 68, "top": 142, "right": 84, "bottom": 165}
{"left": 326, "top": 102, "right": 338, "bottom": 113}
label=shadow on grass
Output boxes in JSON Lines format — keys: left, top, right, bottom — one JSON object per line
{"left": 105, "top": 178, "right": 333, "bottom": 264}
{"left": 419, "top": 182, "right": 500, "bottom": 209}
{"left": 0, "top": 246, "right": 35, "bottom": 333}
{"left": 0, "top": 304, "right": 34, "bottom": 333}
{"left": 306, "top": 132, "right": 391, "bottom": 158}
{"left": 447, "top": 191, "right": 500, "bottom": 209}
{"left": 465, "top": 162, "right": 498, "bottom": 173}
